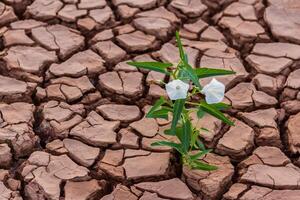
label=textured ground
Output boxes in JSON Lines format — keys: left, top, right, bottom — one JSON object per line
{"left": 0, "top": 0, "right": 300, "bottom": 199}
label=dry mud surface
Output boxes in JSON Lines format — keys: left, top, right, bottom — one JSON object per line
{"left": 0, "top": 0, "right": 300, "bottom": 199}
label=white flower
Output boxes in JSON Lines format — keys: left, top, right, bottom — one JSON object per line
{"left": 166, "top": 79, "right": 189, "bottom": 100}
{"left": 201, "top": 78, "right": 225, "bottom": 104}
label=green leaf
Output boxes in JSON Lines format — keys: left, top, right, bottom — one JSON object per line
{"left": 182, "top": 115, "right": 191, "bottom": 152}
{"left": 175, "top": 31, "right": 185, "bottom": 61}
{"left": 194, "top": 68, "right": 235, "bottom": 78}
{"left": 151, "top": 141, "right": 184, "bottom": 154}
{"left": 148, "top": 108, "right": 169, "bottom": 119}
{"left": 200, "top": 127, "right": 210, "bottom": 132}
{"left": 199, "top": 102, "right": 234, "bottom": 126}
{"left": 146, "top": 97, "right": 167, "bottom": 118}
{"left": 196, "top": 139, "right": 206, "bottom": 151}
{"left": 197, "top": 107, "right": 205, "bottom": 118}
{"left": 190, "top": 149, "right": 211, "bottom": 161}
{"left": 211, "top": 102, "right": 231, "bottom": 110}
{"left": 182, "top": 62, "right": 202, "bottom": 89}
{"left": 127, "top": 61, "right": 171, "bottom": 75}
{"left": 191, "top": 160, "right": 218, "bottom": 171}
{"left": 190, "top": 129, "right": 198, "bottom": 149}
{"left": 170, "top": 99, "right": 185, "bottom": 134}
{"left": 164, "top": 127, "right": 182, "bottom": 136}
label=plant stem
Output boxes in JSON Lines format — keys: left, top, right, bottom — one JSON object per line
{"left": 186, "top": 101, "right": 200, "bottom": 106}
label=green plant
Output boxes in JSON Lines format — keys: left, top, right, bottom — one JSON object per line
{"left": 127, "top": 31, "right": 235, "bottom": 171}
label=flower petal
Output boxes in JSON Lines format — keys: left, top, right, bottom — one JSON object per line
{"left": 201, "top": 78, "right": 225, "bottom": 104}
{"left": 166, "top": 79, "right": 189, "bottom": 100}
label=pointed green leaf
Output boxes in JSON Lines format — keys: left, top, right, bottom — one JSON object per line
{"left": 146, "top": 97, "right": 166, "bottom": 118}
{"left": 196, "top": 139, "right": 206, "bottom": 151}
{"left": 190, "top": 149, "right": 211, "bottom": 161}
{"left": 197, "top": 107, "right": 205, "bottom": 118}
{"left": 182, "top": 62, "right": 202, "bottom": 89}
{"left": 127, "top": 62, "right": 171, "bottom": 74}
{"left": 200, "top": 127, "right": 210, "bottom": 132}
{"left": 200, "top": 102, "right": 234, "bottom": 126}
{"left": 190, "top": 129, "right": 198, "bottom": 149}
{"left": 175, "top": 31, "right": 185, "bottom": 61}
{"left": 170, "top": 99, "right": 185, "bottom": 134}
{"left": 148, "top": 108, "right": 169, "bottom": 119}
{"left": 211, "top": 102, "right": 231, "bottom": 110}
{"left": 182, "top": 115, "right": 191, "bottom": 152}
{"left": 194, "top": 68, "right": 235, "bottom": 78}
{"left": 151, "top": 141, "right": 184, "bottom": 154}
{"left": 191, "top": 160, "right": 218, "bottom": 171}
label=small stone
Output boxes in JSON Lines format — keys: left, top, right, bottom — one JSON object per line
{"left": 285, "top": 69, "right": 300, "bottom": 89}
{"left": 130, "top": 118, "right": 158, "bottom": 137}
{"left": 0, "top": 75, "right": 36, "bottom": 103}
{"left": 264, "top": 2, "right": 300, "bottom": 44}
{"left": 286, "top": 112, "right": 300, "bottom": 154}
{"left": 116, "top": 31, "right": 157, "bottom": 52}
{"left": 133, "top": 17, "right": 172, "bottom": 40}
{"left": 253, "top": 73, "right": 283, "bottom": 96}
{"left": 48, "top": 50, "right": 105, "bottom": 78}
{"left": 89, "top": 6, "right": 114, "bottom": 25}
{"left": 184, "top": 19, "right": 208, "bottom": 34}
{"left": 119, "top": 128, "right": 139, "bottom": 149}
{"left": 112, "top": 0, "right": 157, "bottom": 9}
{"left": 10, "top": 19, "right": 46, "bottom": 30}
{"left": 256, "top": 127, "right": 282, "bottom": 148}
{"left": 0, "top": 3, "right": 17, "bottom": 26}
{"left": 101, "top": 149, "right": 124, "bottom": 166}
{"left": 90, "top": 29, "right": 114, "bottom": 43}
{"left": 77, "top": 17, "right": 97, "bottom": 31}
{"left": 78, "top": 0, "right": 106, "bottom": 9}
{"left": 0, "top": 144, "right": 12, "bottom": 168}
{"left": 3, "top": 45, "right": 57, "bottom": 75}
{"left": 240, "top": 186, "right": 300, "bottom": 200}
{"left": 155, "top": 43, "right": 199, "bottom": 67}
{"left": 97, "top": 104, "right": 141, "bottom": 123}
{"left": 226, "top": 83, "right": 255, "bottom": 110}
{"left": 241, "top": 164, "right": 300, "bottom": 189}
{"left": 117, "top": 5, "right": 140, "bottom": 19}
{"left": 93, "top": 41, "right": 126, "bottom": 64}
{"left": 253, "top": 146, "right": 290, "bottom": 166}
{"left": 182, "top": 153, "right": 234, "bottom": 200}
{"left": 63, "top": 138, "right": 100, "bottom": 167}
{"left": 135, "top": 178, "right": 194, "bottom": 200}
{"left": 216, "top": 119, "right": 255, "bottom": 160}
{"left": 58, "top": 4, "right": 87, "bottom": 22}
{"left": 101, "top": 184, "right": 138, "bottom": 200}
{"left": 3, "top": 29, "right": 34, "bottom": 46}
{"left": 223, "top": 183, "right": 248, "bottom": 200}
{"left": 136, "top": 7, "right": 179, "bottom": 24}
{"left": 123, "top": 152, "right": 170, "bottom": 180}
{"left": 70, "top": 111, "right": 119, "bottom": 147}
{"left": 31, "top": 25, "right": 84, "bottom": 59}
{"left": 238, "top": 108, "right": 278, "bottom": 128}
{"left": 246, "top": 54, "right": 293, "bottom": 75}
{"left": 65, "top": 180, "right": 104, "bottom": 200}
{"left": 169, "top": 0, "right": 207, "bottom": 18}
{"left": 252, "top": 43, "right": 300, "bottom": 60}
{"left": 46, "top": 139, "right": 68, "bottom": 154}
{"left": 26, "top": 0, "right": 63, "bottom": 20}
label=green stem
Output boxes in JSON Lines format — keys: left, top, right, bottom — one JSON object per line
{"left": 186, "top": 101, "right": 200, "bottom": 106}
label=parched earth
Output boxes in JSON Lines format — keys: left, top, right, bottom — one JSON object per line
{"left": 0, "top": 0, "right": 300, "bottom": 200}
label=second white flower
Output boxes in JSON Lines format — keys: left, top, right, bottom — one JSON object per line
{"left": 201, "top": 78, "right": 225, "bottom": 104}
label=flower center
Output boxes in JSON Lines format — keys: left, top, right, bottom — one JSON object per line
{"left": 176, "top": 85, "right": 181, "bottom": 90}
